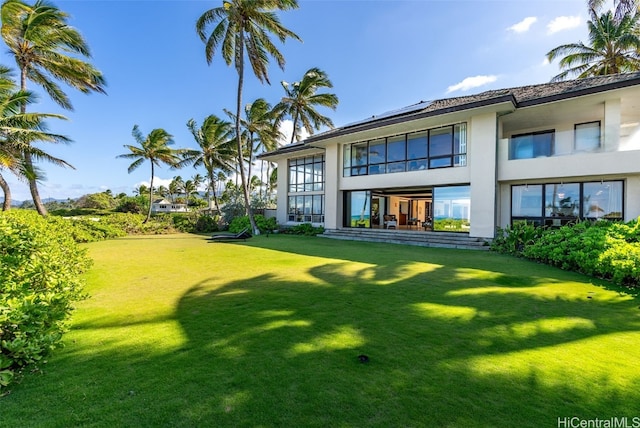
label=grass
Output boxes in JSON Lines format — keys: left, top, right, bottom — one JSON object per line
{"left": 1, "top": 233, "right": 639, "bottom": 427}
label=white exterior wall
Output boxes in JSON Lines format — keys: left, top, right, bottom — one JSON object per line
{"left": 324, "top": 143, "right": 341, "bottom": 230}
{"left": 468, "top": 113, "right": 498, "bottom": 238}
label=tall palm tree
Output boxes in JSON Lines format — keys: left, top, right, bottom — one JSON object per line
{"left": 589, "top": 0, "right": 638, "bottom": 22}
{"left": 185, "top": 115, "right": 236, "bottom": 213}
{"left": 275, "top": 67, "right": 339, "bottom": 144}
{"left": 183, "top": 179, "right": 197, "bottom": 208}
{"left": 117, "top": 126, "right": 183, "bottom": 223}
{"left": 226, "top": 98, "right": 282, "bottom": 195}
{"left": 1, "top": 0, "right": 106, "bottom": 215}
{"left": 547, "top": 9, "right": 640, "bottom": 81}
{"left": 0, "top": 65, "right": 72, "bottom": 210}
{"left": 196, "top": 0, "right": 301, "bottom": 235}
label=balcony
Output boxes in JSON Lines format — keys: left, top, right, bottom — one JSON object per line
{"left": 498, "top": 124, "right": 640, "bottom": 181}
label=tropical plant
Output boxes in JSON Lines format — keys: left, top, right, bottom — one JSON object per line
{"left": 196, "top": 0, "right": 301, "bottom": 235}
{"left": 117, "top": 126, "right": 184, "bottom": 223}
{"left": 589, "top": 0, "right": 638, "bottom": 23}
{"left": 226, "top": 98, "right": 282, "bottom": 196}
{"left": 275, "top": 67, "right": 338, "bottom": 144}
{"left": 547, "top": 9, "right": 640, "bottom": 81}
{"left": 0, "top": 65, "right": 72, "bottom": 211}
{"left": 1, "top": 0, "right": 106, "bottom": 215}
{"left": 185, "top": 115, "right": 236, "bottom": 213}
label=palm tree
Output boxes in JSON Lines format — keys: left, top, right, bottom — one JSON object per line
{"left": 185, "top": 115, "right": 236, "bottom": 213}
{"left": 547, "top": 9, "right": 640, "bottom": 81}
{"left": 0, "top": 65, "right": 72, "bottom": 210}
{"left": 117, "top": 126, "right": 183, "bottom": 223}
{"left": 226, "top": 98, "right": 282, "bottom": 195}
{"left": 169, "top": 175, "right": 184, "bottom": 203}
{"left": 183, "top": 179, "right": 197, "bottom": 208}
{"left": 1, "top": 0, "right": 106, "bottom": 215}
{"left": 196, "top": 0, "right": 301, "bottom": 235}
{"left": 589, "top": 0, "right": 638, "bottom": 22}
{"left": 275, "top": 67, "right": 339, "bottom": 144}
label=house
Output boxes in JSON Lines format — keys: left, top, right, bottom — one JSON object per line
{"left": 260, "top": 73, "right": 640, "bottom": 239}
{"left": 151, "top": 198, "right": 188, "bottom": 213}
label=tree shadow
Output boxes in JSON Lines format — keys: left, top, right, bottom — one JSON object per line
{"left": 4, "top": 236, "right": 639, "bottom": 427}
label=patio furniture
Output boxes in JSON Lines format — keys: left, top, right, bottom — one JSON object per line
{"left": 209, "top": 228, "right": 252, "bottom": 242}
{"left": 383, "top": 215, "right": 397, "bottom": 229}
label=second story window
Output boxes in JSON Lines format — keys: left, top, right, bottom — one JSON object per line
{"left": 343, "top": 123, "right": 467, "bottom": 176}
{"left": 509, "top": 130, "right": 554, "bottom": 160}
{"left": 575, "top": 121, "right": 601, "bottom": 152}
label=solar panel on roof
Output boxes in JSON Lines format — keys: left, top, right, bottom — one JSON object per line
{"left": 341, "top": 100, "right": 433, "bottom": 128}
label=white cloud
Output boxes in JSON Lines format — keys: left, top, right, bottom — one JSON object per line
{"left": 446, "top": 75, "right": 498, "bottom": 93}
{"left": 507, "top": 17, "right": 537, "bottom": 33}
{"left": 547, "top": 15, "right": 582, "bottom": 34}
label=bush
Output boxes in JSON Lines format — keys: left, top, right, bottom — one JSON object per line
{"left": 493, "top": 219, "right": 640, "bottom": 288}
{"left": 281, "top": 223, "right": 325, "bottom": 236}
{"left": 0, "top": 211, "right": 92, "bottom": 390}
{"left": 194, "top": 215, "right": 221, "bottom": 233}
{"left": 228, "top": 215, "right": 277, "bottom": 234}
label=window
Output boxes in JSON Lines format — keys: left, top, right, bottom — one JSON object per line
{"left": 288, "top": 155, "right": 324, "bottom": 193}
{"left": 433, "top": 185, "right": 470, "bottom": 232}
{"left": 510, "top": 181, "right": 623, "bottom": 226}
{"left": 288, "top": 195, "right": 324, "bottom": 223}
{"left": 583, "top": 181, "right": 622, "bottom": 219}
{"left": 288, "top": 155, "right": 325, "bottom": 223}
{"left": 342, "top": 124, "right": 467, "bottom": 176}
{"left": 575, "top": 121, "right": 600, "bottom": 152}
{"left": 509, "top": 130, "right": 554, "bottom": 159}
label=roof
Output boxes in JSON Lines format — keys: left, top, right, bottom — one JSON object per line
{"left": 262, "top": 72, "right": 640, "bottom": 158}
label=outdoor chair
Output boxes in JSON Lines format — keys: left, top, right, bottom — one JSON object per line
{"left": 383, "top": 215, "right": 397, "bottom": 229}
{"left": 209, "top": 228, "right": 252, "bottom": 242}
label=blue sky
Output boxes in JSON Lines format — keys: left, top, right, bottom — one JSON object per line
{"left": 3, "top": 0, "right": 592, "bottom": 201}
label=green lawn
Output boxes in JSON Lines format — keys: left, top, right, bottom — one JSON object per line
{"left": 1, "top": 234, "right": 639, "bottom": 427}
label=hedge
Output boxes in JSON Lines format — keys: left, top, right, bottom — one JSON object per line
{"left": 0, "top": 211, "right": 92, "bottom": 390}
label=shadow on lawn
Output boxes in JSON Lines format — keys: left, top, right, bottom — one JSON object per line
{"left": 165, "top": 238, "right": 640, "bottom": 426}
{"left": 6, "top": 236, "right": 639, "bottom": 427}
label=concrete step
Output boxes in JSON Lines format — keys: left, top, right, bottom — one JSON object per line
{"left": 319, "top": 228, "right": 490, "bottom": 250}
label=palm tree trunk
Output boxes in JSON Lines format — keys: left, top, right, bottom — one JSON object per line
{"left": 0, "top": 172, "right": 12, "bottom": 211}
{"left": 290, "top": 112, "right": 300, "bottom": 144}
{"left": 145, "top": 163, "right": 154, "bottom": 223}
{"left": 20, "top": 67, "right": 47, "bottom": 216}
{"left": 235, "top": 51, "right": 260, "bottom": 236}
{"left": 24, "top": 153, "right": 48, "bottom": 215}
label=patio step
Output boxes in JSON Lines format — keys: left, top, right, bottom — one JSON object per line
{"left": 319, "top": 228, "right": 491, "bottom": 250}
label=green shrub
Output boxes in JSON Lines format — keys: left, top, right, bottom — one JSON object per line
{"left": 194, "top": 215, "right": 220, "bottom": 233}
{"left": 494, "top": 218, "right": 640, "bottom": 288}
{"left": 228, "top": 215, "right": 277, "bottom": 234}
{"left": 281, "top": 223, "right": 325, "bottom": 236}
{"left": 0, "top": 211, "right": 92, "bottom": 390}
{"left": 491, "top": 221, "right": 544, "bottom": 255}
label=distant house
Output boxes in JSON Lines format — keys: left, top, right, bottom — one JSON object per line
{"left": 151, "top": 198, "right": 187, "bottom": 213}
{"left": 260, "top": 72, "right": 640, "bottom": 239}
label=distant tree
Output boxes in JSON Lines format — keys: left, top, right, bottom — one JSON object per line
{"left": 185, "top": 115, "right": 236, "bottom": 213}
{"left": 1, "top": 0, "right": 106, "bottom": 215}
{"left": 547, "top": 9, "right": 640, "bottom": 81}
{"left": 117, "top": 126, "right": 184, "bottom": 222}
{"left": 196, "top": 0, "right": 301, "bottom": 235}
{"left": 75, "top": 192, "right": 116, "bottom": 210}
{"left": 275, "top": 67, "right": 339, "bottom": 144}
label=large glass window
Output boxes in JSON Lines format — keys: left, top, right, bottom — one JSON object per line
{"left": 545, "top": 183, "right": 580, "bottom": 218}
{"left": 432, "top": 185, "right": 470, "bottom": 232}
{"left": 511, "top": 180, "right": 623, "bottom": 226}
{"left": 343, "top": 124, "right": 466, "bottom": 176}
{"left": 345, "top": 191, "right": 371, "bottom": 227}
{"left": 512, "top": 185, "right": 543, "bottom": 218}
{"left": 583, "top": 181, "right": 623, "bottom": 219}
{"left": 288, "top": 155, "right": 325, "bottom": 223}
{"left": 509, "top": 130, "right": 554, "bottom": 159}
{"left": 575, "top": 121, "right": 601, "bottom": 152}
{"left": 288, "top": 155, "right": 324, "bottom": 192}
